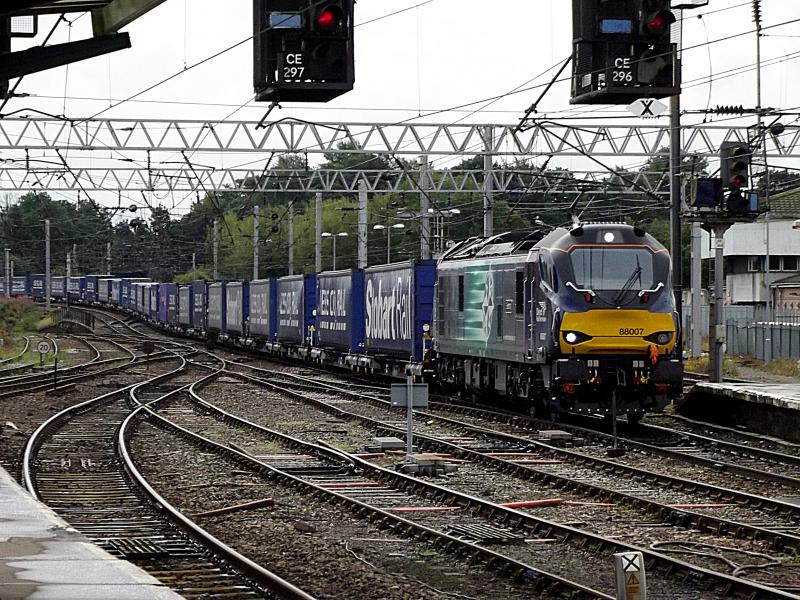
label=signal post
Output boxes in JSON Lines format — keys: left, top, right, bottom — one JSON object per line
{"left": 688, "top": 144, "right": 761, "bottom": 383}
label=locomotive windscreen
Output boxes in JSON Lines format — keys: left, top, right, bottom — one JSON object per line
{"left": 569, "top": 247, "right": 655, "bottom": 291}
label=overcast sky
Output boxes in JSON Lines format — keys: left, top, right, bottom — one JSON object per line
{"left": 4, "top": 0, "right": 800, "bottom": 214}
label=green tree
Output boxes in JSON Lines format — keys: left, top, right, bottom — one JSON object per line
{"left": 0, "top": 192, "right": 113, "bottom": 275}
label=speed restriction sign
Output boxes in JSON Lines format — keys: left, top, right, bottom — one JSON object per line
{"left": 37, "top": 341, "right": 51, "bottom": 355}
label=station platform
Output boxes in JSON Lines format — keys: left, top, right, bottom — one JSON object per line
{"left": 0, "top": 465, "right": 181, "bottom": 600}
{"left": 682, "top": 380, "right": 800, "bottom": 442}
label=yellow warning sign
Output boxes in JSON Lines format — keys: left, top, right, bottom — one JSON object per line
{"left": 625, "top": 572, "right": 641, "bottom": 594}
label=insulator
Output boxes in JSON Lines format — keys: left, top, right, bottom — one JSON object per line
{"left": 752, "top": 0, "right": 762, "bottom": 26}
{"left": 714, "top": 105, "right": 745, "bottom": 115}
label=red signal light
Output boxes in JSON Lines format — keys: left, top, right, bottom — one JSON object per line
{"left": 640, "top": 7, "right": 675, "bottom": 38}
{"left": 730, "top": 174, "right": 747, "bottom": 187}
{"left": 645, "top": 15, "right": 666, "bottom": 34}
{"left": 317, "top": 7, "right": 340, "bottom": 29}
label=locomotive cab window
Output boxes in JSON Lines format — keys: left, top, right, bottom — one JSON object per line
{"left": 458, "top": 275, "right": 464, "bottom": 312}
{"left": 570, "top": 247, "right": 655, "bottom": 291}
{"left": 515, "top": 271, "right": 524, "bottom": 314}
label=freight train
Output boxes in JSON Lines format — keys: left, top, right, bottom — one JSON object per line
{"left": 7, "top": 222, "right": 682, "bottom": 420}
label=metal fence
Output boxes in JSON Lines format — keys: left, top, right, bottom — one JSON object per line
{"left": 726, "top": 321, "right": 800, "bottom": 362}
{"left": 51, "top": 307, "right": 95, "bottom": 331}
{"left": 684, "top": 301, "right": 800, "bottom": 361}
{"left": 684, "top": 302, "right": 800, "bottom": 330}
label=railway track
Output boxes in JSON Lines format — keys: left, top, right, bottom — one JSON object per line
{"left": 178, "top": 359, "right": 798, "bottom": 599}
{"left": 46, "top": 307, "right": 800, "bottom": 594}
{"left": 0, "top": 334, "right": 58, "bottom": 376}
{"left": 293, "top": 367, "right": 800, "bottom": 494}
{"left": 147, "top": 391, "right": 606, "bottom": 598}
{"left": 0, "top": 334, "right": 32, "bottom": 365}
{"left": 22, "top": 349, "right": 313, "bottom": 600}
{"left": 574, "top": 417, "right": 800, "bottom": 489}
{"left": 0, "top": 335, "right": 155, "bottom": 399}
{"left": 140, "top": 364, "right": 613, "bottom": 599}
{"left": 646, "top": 412, "right": 800, "bottom": 458}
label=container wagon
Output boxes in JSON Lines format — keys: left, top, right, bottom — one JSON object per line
{"left": 11, "top": 276, "right": 30, "bottom": 297}
{"left": 68, "top": 277, "right": 85, "bottom": 301}
{"left": 276, "top": 274, "right": 316, "bottom": 355}
{"left": 207, "top": 282, "right": 226, "bottom": 335}
{"left": 224, "top": 281, "right": 249, "bottom": 342}
{"left": 160, "top": 283, "right": 178, "bottom": 328}
{"left": 51, "top": 276, "right": 66, "bottom": 300}
{"left": 31, "top": 274, "right": 46, "bottom": 300}
{"left": 148, "top": 283, "right": 159, "bottom": 321}
{"left": 362, "top": 260, "right": 435, "bottom": 376}
{"left": 248, "top": 279, "right": 276, "bottom": 346}
{"left": 178, "top": 284, "right": 193, "bottom": 330}
{"left": 192, "top": 280, "right": 207, "bottom": 335}
{"left": 314, "top": 269, "right": 364, "bottom": 366}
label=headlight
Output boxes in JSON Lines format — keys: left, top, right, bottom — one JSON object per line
{"left": 645, "top": 331, "right": 673, "bottom": 345}
{"left": 563, "top": 331, "right": 592, "bottom": 345}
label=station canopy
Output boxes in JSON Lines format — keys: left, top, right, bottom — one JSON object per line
{"left": 5, "top": 0, "right": 167, "bottom": 34}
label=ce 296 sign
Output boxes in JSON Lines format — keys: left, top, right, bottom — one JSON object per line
{"left": 612, "top": 57, "right": 633, "bottom": 84}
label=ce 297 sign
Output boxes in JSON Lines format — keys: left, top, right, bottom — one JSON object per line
{"left": 282, "top": 53, "right": 305, "bottom": 81}
{"left": 612, "top": 57, "right": 633, "bottom": 85}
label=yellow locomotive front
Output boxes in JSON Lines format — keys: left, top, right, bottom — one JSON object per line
{"left": 540, "top": 223, "right": 683, "bottom": 420}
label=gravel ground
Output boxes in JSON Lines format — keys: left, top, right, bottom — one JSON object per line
{"left": 0, "top": 355, "right": 180, "bottom": 481}
{"left": 183, "top": 377, "right": 796, "bottom": 596}
{"left": 132, "top": 423, "right": 540, "bottom": 600}
{"left": 419, "top": 404, "right": 800, "bottom": 499}
{"left": 645, "top": 413, "right": 800, "bottom": 458}
{"left": 223, "top": 374, "right": 800, "bottom": 527}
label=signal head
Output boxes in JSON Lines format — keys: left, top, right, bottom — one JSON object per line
{"left": 720, "top": 142, "right": 751, "bottom": 191}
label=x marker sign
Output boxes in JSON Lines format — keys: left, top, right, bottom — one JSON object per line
{"left": 622, "top": 553, "right": 641, "bottom": 572}
{"left": 627, "top": 98, "right": 667, "bottom": 118}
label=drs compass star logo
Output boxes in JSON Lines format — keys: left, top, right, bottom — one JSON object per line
{"left": 482, "top": 269, "right": 494, "bottom": 341}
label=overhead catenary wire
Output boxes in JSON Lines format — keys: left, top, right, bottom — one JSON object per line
{"left": 3, "top": 2, "right": 796, "bottom": 264}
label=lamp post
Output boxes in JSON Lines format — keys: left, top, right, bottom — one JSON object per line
{"left": 321, "top": 232, "right": 348, "bottom": 270}
{"left": 427, "top": 208, "right": 461, "bottom": 257}
{"left": 373, "top": 223, "right": 405, "bottom": 264}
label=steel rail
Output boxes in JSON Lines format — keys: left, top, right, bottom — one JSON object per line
{"left": 0, "top": 342, "right": 164, "bottom": 399}
{"left": 181, "top": 363, "right": 799, "bottom": 600}
{"left": 283, "top": 366, "right": 800, "bottom": 517}
{"left": 613, "top": 422, "right": 800, "bottom": 486}
{"left": 428, "top": 401, "right": 800, "bottom": 490}
{"left": 0, "top": 335, "right": 102, "bottom": 386}
{"left": 139, "top": 369, "right": 614, "bottom": 600}
{"left": 225, "top": 361, "right": 800, "bottom": 555}
{"left": 653, "top": 412, "right": 800, "bottom": 454}
{"left": 0, "top": 334, "right": 60, "bottom": 376}
{"left": 21, "top": 350, "right": 291, "bottom": 599}
{"left": 119, "top": 357, "right": 319, "bottom": 600}
{"left": 21, "top": 352, "right": 184, "bottom": 497}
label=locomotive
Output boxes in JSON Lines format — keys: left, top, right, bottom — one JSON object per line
{"left": 434, "top": 223, "right": 682, "bottom": 420}
{"left": 14, "top": 222, "right": 682, "bottom": 421}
